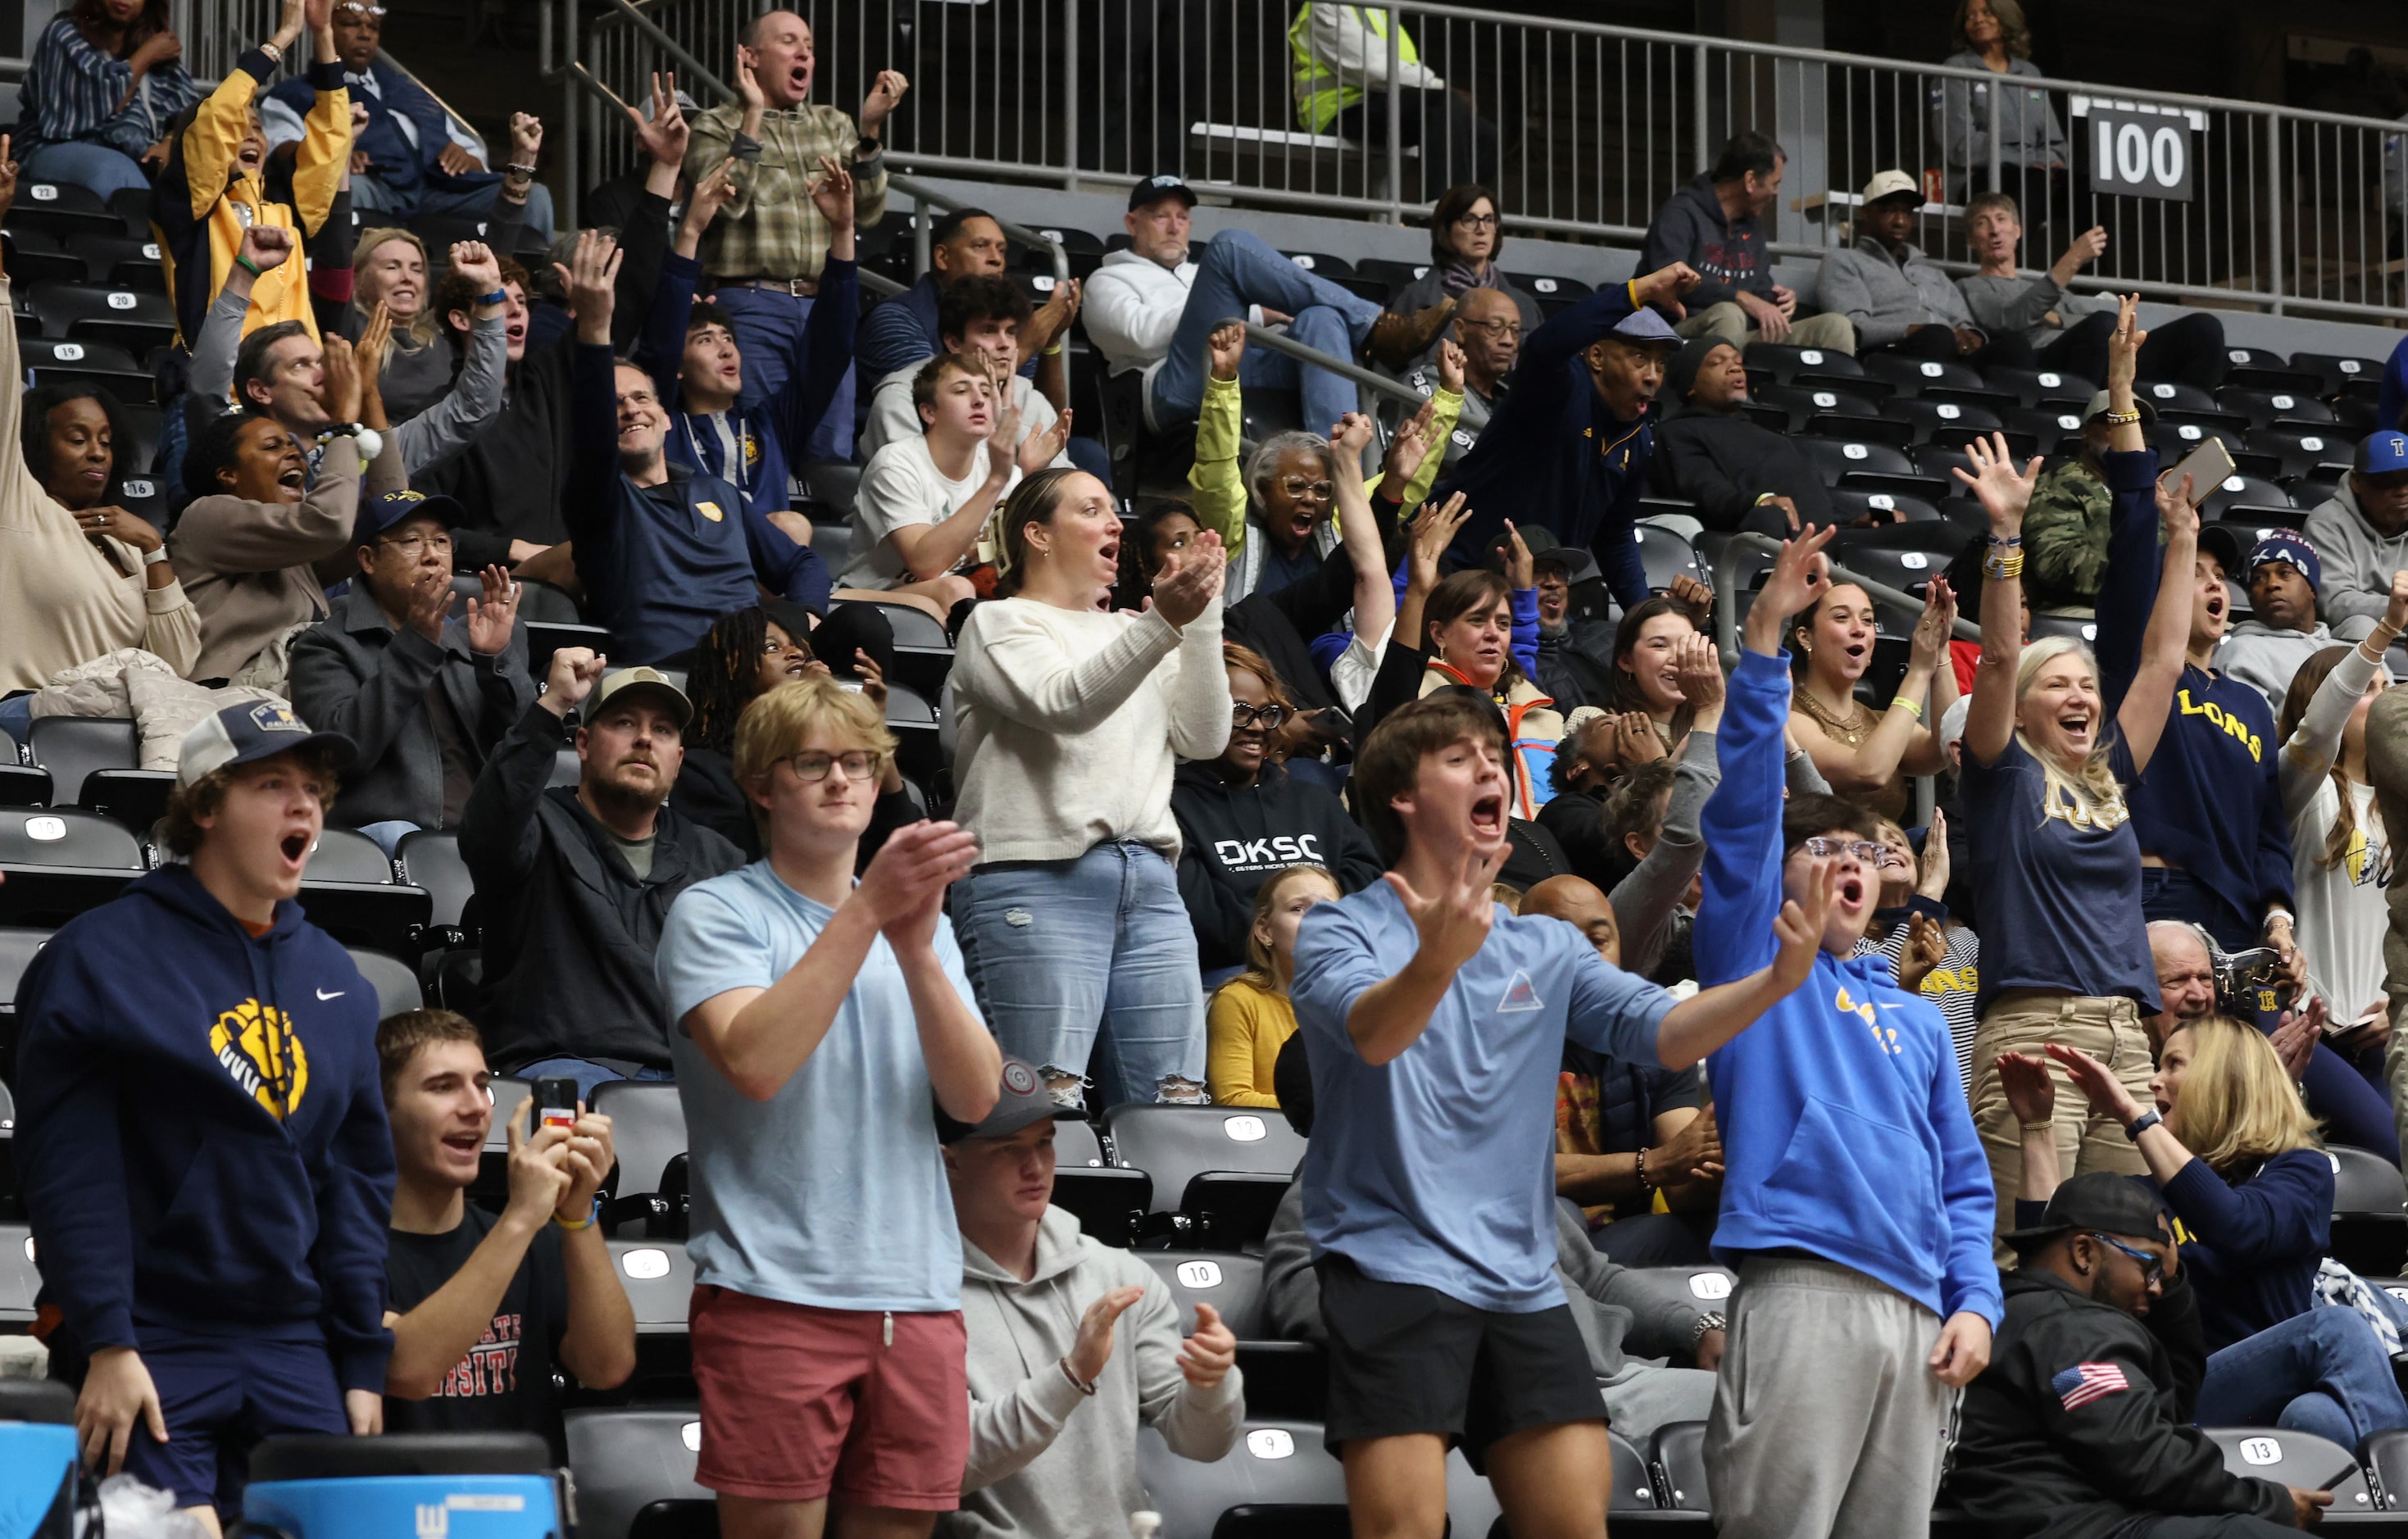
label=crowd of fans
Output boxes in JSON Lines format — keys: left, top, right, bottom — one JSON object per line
{"left": 10, "top": 2, "right": 2408, "bottom": 1536}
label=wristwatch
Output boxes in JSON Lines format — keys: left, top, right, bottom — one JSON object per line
{"left": 1691, "top": 1312, "right": 1726, "bottom": 1345}
{"left": 142, "top": 546, "right": 171, "bottom": 566}
{"left": 2124, "top": 1110, "right": 2163, "bottom": 1142}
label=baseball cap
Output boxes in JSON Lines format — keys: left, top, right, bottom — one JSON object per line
{"left": 1127, "top": 173, "right": 1197, "bottom": 213}
{"left": 1938, "top": 695, "right": 1970, "bottom": 756}
{"left": 178, "top": 700, "right": 356, "bottom": 787}
{"left": 2197, "top": 524, "right": 2246, "bottom": 579}
{"left": 936, "top": 1056, "right": 1061, "bottom": 1144}
{"left": 1488, "top": 521, "right": 1562, "bottom": 572}
{"left": 2001, "top": 1169, "right": 2172, "bottom": 1254}
{"left": 2080, "top": 388, "right": 2156, "bottom": 426}
{"left": 2244, "top": 530, "right": 2322, "bottom": 593}
{"left": 1607, "top": 306, "right": 1682, "bottom": 347}
{"left": 352, "top": 487, "right": 467, "bottom": 550}
{"left": 2357, "top": 430, "right": 2408, "bottom": 475}
{"left": 588, "top": 667, "right": 693, "bottom": 730}
{"left": 1860, "top": 169, "right": 1921, "bottom": 207}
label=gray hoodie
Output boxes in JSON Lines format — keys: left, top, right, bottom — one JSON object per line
{"left": 2217, "top": 619, "right": 2338, "bottom": 715}
{"left": 2303, "top": 479, "right": 2408, "bottom": 642}
{"left": 946, "top": 1206, "right": 1246, "bottom": 1539}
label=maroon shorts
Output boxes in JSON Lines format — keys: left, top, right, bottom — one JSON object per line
{"left": 688, "top": 1284, "right": 969, "bottom": 1508}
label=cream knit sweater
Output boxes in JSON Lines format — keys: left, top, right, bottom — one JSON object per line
{"left": 949, "top": 596, "right": 1232, "bottom": 864}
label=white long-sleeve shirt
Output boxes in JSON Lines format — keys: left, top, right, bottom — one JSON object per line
{"left": 948, "top": 595, "right": 1232, "bottom": 863}
{"left": 2279, "top": 638, "right": 2390, "bottom": 1020}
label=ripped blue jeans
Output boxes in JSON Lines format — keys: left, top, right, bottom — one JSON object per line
{"left": 952, "top": 840, "right": 1208, "bottom": 1112}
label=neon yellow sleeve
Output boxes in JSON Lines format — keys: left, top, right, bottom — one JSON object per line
{"left": 1188, "top": 371, "right": 1247, "bottom": 559}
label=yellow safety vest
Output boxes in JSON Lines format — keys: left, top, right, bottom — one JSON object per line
{"left": 1288, "top": 4, "right": 1421, "bottom": 134}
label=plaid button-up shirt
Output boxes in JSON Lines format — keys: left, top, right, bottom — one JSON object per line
{"left": 685, "top": 100, "right": 889, "bottom": 284}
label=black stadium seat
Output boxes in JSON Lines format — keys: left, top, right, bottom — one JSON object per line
{"left": 1982, "top": 365, "right": 2095, "bottom": 410}
{"left": 0, "top": 1221, "right": 37, "bottom": 1323}
{"left": 1141, "top": 1250, "right": 1273, "bottom": 1336}
{"left": 1826, "top": 488, "right": 1940, "bottom": 525}
{"left": 347, "top": 947, "right": 425, "bottom": 1017}
{"left": 1105, "top": 1104, "right": 1308, "bottom": 1249}
{"left": 566, "top": 1406, "right": 711, "bottom": 1539}
{"left": 1796, "top": 437, "right": 1915, "bottom": 488}
{"left": 1138, "top": 1419, "right": 1348, "bottom": 1539}
{"left": 2195, "top": 474, "right": 2296, "bottom": 524}
{"left": 2137, "top": 379, "right": 2219, "bottom": 415}
{"left": 2245, "top": 424, "right": 2352, "bottom": 482}
{"left": 1633, "top": 524, "right": 1706, "bottom": 594}
{"left": 305, "top": 829, "right": 395, "bottom": 883}
{"left": 2287, "top": 352, "right": 2383, "bottom": 398}
{"left": 80, "top": 768, "right": 173, "bottom": 835}
{"left": 25, "top": 281, "right": 177, "bottom": 354}
{"left": 2328, "top": 1144, "right": 2408, "bottom": 1277}
{"left": 25, "top": 716, "right": 137, "bottom": 804}
{"left": 0, "top": 806, "right": 143, "bottom": 869}
{"left": 2217, "top": 387, "right": 2336, "bottom": 430}
{"left": 1753, "top": 381, "right": 1878, "bottom": 430}
{"left": 2147, "top": 419, "right": 2243, "bottom": 461}
{"left": 1859, "top": 352, "right": 1982, "bottom": 397}
{"left": 0, "top": 763, "right": 50, "bottom": 807}
{"left": 1883, "top": 397, "right": 2002, "bottom": 447}
{"left": 1742, "top": 342, "right": 1863, "bottom": 384}
{"left": 609, "top": 1236, "right": 696, "bottom": 1332}
{"left": 1801, "top": 411, "right": 1910, "bottom": 448}
{"left": 1650, "top": 1420, "right": 1713, "bottom": 1517}
{"left": 592, "top": 1080, "right": 688, "bottom": 1231}
{"left": 2199, "top": 1428, "right": 2378, "bottom": 1516}
{"left": 2, "top": 228, "right": 87, "bottom": 286}
{"left": 394, "top": 829, "right": 475, "bottom": 933}
{"left": 5, "top": 180, "right": 121, "bottom": 238}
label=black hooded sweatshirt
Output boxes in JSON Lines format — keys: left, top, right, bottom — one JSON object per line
{"left": 1170, "top": 758, "right": 1384, "bottom": 970}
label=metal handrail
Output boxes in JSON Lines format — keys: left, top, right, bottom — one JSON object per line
{"left": 1710, "top": 530, "right": 1980, "bottom": 674}
{"left": 888, "top": 171, "right": 1070, "bottom": 287}
{"left": 595, "top": 0, "right": 731, "bottom": 104}
{"left": 1242, "top": 320, "right": 1426, "bottom": 410}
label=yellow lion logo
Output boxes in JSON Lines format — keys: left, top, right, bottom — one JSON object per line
{"left": 210, "top": 998, "right": 309, "bottom": 1119}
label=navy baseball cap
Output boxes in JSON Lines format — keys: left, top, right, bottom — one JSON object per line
{"left": 936, "top": 1056, "right": 1062, "bottom": 1144}
{"left": 2358, "top": 431, "right": 2408, "bottom": 475}
{"left": 2246, "top": 530, "right": 2322, "bottom": 593}
{"left": 1127, "top": 173, "right": 1197, "bottom": 212}
{"left": 177, "top": 700, "right": 356, "bottom": 787}
{"left": 352, "top": 488, "right": 466, "bottom": 550}
{"left": 1609, "top": 307, "right": 1683, "bottom": 347}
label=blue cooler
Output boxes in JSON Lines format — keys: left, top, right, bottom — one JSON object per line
{"left": 0, "top": 1380, "right": 78, "bottom": 1539}
{"left": 236, "top": 1432, "right": 561, "bottom": 1539}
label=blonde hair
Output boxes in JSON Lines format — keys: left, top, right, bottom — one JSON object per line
{"left": 2013, "top": 636, "right": 2126, "bottom": 816}
{"left": 2165, "top": 1015, "right": 2322, "bottom": 1174}
{"left": 732, "top": 678, "right": 897, "bottom": 838}
{"left": 355, "top": 227, "right": 438, "bottom": 347}
{"left": 1239, "top": 864, "right": 1340, "bottom": 992}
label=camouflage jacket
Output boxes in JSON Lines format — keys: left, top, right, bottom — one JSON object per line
{"left": 2022, "top": 457, "right": 2111, "bottom": 612}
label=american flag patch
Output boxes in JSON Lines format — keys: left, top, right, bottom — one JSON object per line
{"left": 2050, "top": 1362, "right": 2130, "bottom": 1410}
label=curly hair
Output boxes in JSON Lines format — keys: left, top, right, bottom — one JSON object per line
{"left": 685, "top": 606, "right": 797, "bottom": 756}
{"left": 21, "top": 382, "right": 133, "bottom": 505}
{"left": 1243, "top": 431, "right": 1334, "bottom": 520}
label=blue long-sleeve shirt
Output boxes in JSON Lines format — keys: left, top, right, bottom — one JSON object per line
{"left": 1697, "top": 648, "right": 2002, "bottom": 1328}
{"left": 640, "top": 251, "right": 860, "bottom": 535}
{"left": 1433, "top": 282, "right": 1658, "bottom": 610}
{"left": 15, "top": 865, "right": 397, "bottom": 1393}
{"left": 2159, "top": 1150, "right": 2331, "bottom": 1353}
{"left": 2094, "top": 448, "right": 2293, "bottom": 941}
{"left": 565, "top": 340, "right": 831, "bottom": 662}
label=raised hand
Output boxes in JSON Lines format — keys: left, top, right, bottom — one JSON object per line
{"left": 1069, "top": 1284, "right": 1144, "bottom": 1385}
{"left": 1673, "top": 632, "right": 1724, "bottom": 714}
{"left": 1898, "top": 911, "right": 1948, "bottom": 994}
{"left": 1502, "top": 520, "right": 1534, "bottom": 590}
{"left": 856, "top": 818, "right": 980, "bottom": 950}
{"left": 465, "top": 564, "right": 519, "bottom": 655}
{"left": 1152, "top": 527, "right": 1227, "bottom": 628}
{"left": 1997, "top": 1051, "right": 2055, "bottom": 1127}
{"left": 1747, "top": 524, "right": 1834, "bottom": 654}
{"left": 555, "top": 1107, "right": 615, "bottom": 1223}
{"left": 2268, "top": 998, "right": 2323, "bottom": 1083}
{"left": 1918, "top": 806, "right": 1951, "bottom": 899}
{"left": 2042, "top": 1042, "right": 2143, "bottom": 1123}
{"left": 1630, "top": 261, "right": 1702, "bottom": 319}
{"left": 1615, "top": 710, "right": 1666, "bottom": 766}
{"left": 1380, "top": 398, "right": 1438, "bottom": 488}
{"left": 2154, "top": 471, "right": 2199, "bottom": 542}
{"left": 1406, "top": 492, "right": 1474, "bottom": 595}
{"left": 1025, "top": 278, "right": 1083, "bottom": 357}
{"left": 542, "top": 646, "right": 608, "bottom": 715}
{"left": 352, "top": 302, "right": 394, "bottom": 395}
{"left": 1383, "top": 840, "right": 1507, "bottom": 976}
{"left": 861, "top": 68, "right": 910, "bottom": 134}
{"left": 682, "top": 157, "right": 739, "bottom": 245}
{"left": 2383, "top": 569, "right": 2408, "bottom": 637}
{"left": 629, "top": 72, "right": 688, "bottom": 169}
{"left": 449, "top": 239, "right": 502, "bottom": 297}
{"left": 807, "top": 152, "right": 855, "bottom": 233}
{"left": 1017, "top": 407, "right": 1072, "bottom": 475}
{"left": 239, "top": 221, "right": 294, "bottom": 274}
{"left": 1670, "top": 571, "right": 1715, "bottom": 617}
{"left": 1436, "top": 336, "right": 1466, "bottom": 395}
{"left": 2106, "top": 293, "right": 2147, "bottom": 397}
{"left": 502, "top": 1097, "right": 575, "bottom": 1229}
{"left": 1950, "top": 432, "right": 2044, "bottom": 533}
{"left": 561, "top": 229, "right": 623, "bottom": 343}
{"left": 1769, "top": 859, "right": 1833, "bottom": 988}
{"left": 732, "top": 48, "right": 765, "bottom": 111}
{"left": 402, "top": 564, "right": 449, "bottom": 642}
{"left": 1909, "top": 577, "right": 1958, "bottom": 670}
{"left": 319, "top": 334, "right": 364, "bottom": 423}
{"left": 1205, "top": 319, "right": 1246, "bottom": 382}
{"left": 1329, "top": 411, "right": 1375, "bottom": 461}
{"left": 509, "top": 112, "right": 543, "bottom": 164}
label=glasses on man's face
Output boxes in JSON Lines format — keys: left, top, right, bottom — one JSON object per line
{"left": 1278, "top": 477, "right": 1335, "bottom": 501}
{"left": 1458, "top": 317, "right": 1521, "bottom": 340}
{"left": 785, "top": 750, "right": 882, "bottom": 783}
{"left": 1231, "top": 703, "right": 1293, "bottom": 730}
{"left": 1797, "top": 837, "right": 1883, "bottom": 862}
{"left": 380, "top": 532, "right": 452, "bottom": 560}
{"left": 1453, "top": 211, "right": 1500, "bottom": 229}
{"left": 2088, "top": 1232, "right": 2166, "bottom": 1285}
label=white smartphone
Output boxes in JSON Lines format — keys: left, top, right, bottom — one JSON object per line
{"left": 2159, "top": 438, "right": 2236, "bottom": 502}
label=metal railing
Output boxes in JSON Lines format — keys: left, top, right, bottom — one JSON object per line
{"left": 551, "top": 0, "right": 2405, "bottom": 323}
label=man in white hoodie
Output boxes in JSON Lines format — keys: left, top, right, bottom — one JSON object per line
{"left": 2304, "top": 431, "right": 2408, "bottom": 642}
{"left": 941, "top": 1056, "right": 1245, "bottom": 1539}
{"left": 1086, "top": 172, "right": 1452, "bottom": 439}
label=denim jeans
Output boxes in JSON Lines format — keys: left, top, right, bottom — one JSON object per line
{"left": 0, "top": 693, "right": 33, "bottom": 751}
{"left": 353, "top": 175, "right": 557, "bottom": 248}
{"left": 513, "top": 1055, "right": 675, "bottom": 1104}
{"left": 2195, "top": 1305, "right": 2408, "bottom": 1451}
{"left": 952, "top": 841, "right": 1207, "bottom": 1110}
{"left": 23, "top": 140, "right": 149, "bottom": 199}
{"left": 711, "top": 285, "right": 857, "bottom": 464}
{"left": 1146, "top": 229, "right": 1386, "bottom": 438}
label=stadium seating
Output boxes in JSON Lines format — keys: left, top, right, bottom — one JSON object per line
{"left": 565, "top": 1406, "right": 710, "bottom": 1539}
{"left": 394, "top": 829, "right": 475, "bottom": 934}
{"left": 2199, "top": 1428, "right": 2380, "bottom": 1515}
{"left": 591, "top": 1080, "right": 688, "bottom": 1233}
{"left": 1138, "top": 1418, "right": 1349, "bottom": 1538}
{"left": 348, "top": 947, "right": 425, "bottom": 1017}
{"left": 24, "top": 716, "right": 137, "bottom": 804}
{"left": 1104, "top": 1104, "right": 1308, "bottom": 1249}
{"left": 2329, "top": 1145, "right": 2408, "bottom": 1278}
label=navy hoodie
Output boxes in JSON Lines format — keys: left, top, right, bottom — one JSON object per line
{"left": 1697, "top": 649, "right": 2002, "bottom": 1328}
{"left": 1637, "top": 173, "right": 1775, "bottom": 311}
{"left": 14, "top": 865, "right": 396, "bottom": 1393}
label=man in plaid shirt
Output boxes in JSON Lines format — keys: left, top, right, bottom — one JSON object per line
{"left": 684, "top": 8, "right": 906, "bottom": 460}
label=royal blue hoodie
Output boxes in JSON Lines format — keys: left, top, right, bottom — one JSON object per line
{"left": 1697, "top": 649, "right": 2002, "bottom": 1328}
{"left": 14, "top": 865, "right": 396, "bottom": 1393}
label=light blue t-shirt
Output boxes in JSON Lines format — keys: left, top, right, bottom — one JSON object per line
{"left": 1288, "top": 881, "right": 1674, "bottom": 1313}
{"left": 656, "top": 861, "right": 972, "bottom": 1313}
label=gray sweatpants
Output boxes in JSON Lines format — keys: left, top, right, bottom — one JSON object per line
{"left": 1704, "top": 1257, "right": 1954, "bottom": 1539}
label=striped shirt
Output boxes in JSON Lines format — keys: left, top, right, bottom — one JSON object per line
{"left": 683, "top": 101, "right": 888, "bottom": 284}
{"left": 19, "top": 14, "right": 201, "bottom": 159}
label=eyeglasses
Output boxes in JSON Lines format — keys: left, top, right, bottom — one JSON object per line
{"left": 2087, "top": 1232, "right": 2165, "bottom": 1285}
{"left": 1797, "top": 837, "right": 1883, "bottom": 861}
{"left": 1452, "top": 211, "right": 1500, "bottom": 229}
{"left": 1231, "top": 703, "right": 1293, "bottom": 730}
{"left": 379, "top": 532, "right": 452, "bottom": 559}
{"left": 1458, "top": 317, "right": 1522, "bottom": 340}
{"left": 783, "top": 750, "right": 882, "bottom": 783}
{"left": 1277, "top": 477, "right": 1334, "bottom": 501}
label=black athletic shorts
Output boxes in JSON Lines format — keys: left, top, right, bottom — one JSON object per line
{"left": 1315, "top": 1251, "right": 1602, "bottom": 1469}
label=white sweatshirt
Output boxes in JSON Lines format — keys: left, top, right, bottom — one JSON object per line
{"left": 1084, "top": 247, "right": 1266, "bottom": 400}
{"left": 2278, "top": 638, "right": 2391, "bottom": 1021}
{"left": 949, "top": 596, "right": 1233, "bottom": 863}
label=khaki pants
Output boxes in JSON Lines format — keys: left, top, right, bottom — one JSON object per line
{"left": 1967, "top": 991, "right": 2155, "bottom": 1260}
{"left": 1677, "top": 301, "right": 1857, "bottom": 354}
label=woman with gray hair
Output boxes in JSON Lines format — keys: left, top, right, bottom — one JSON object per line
{"left": 1224, "top": 428, "right": 1341, "bottom": 606}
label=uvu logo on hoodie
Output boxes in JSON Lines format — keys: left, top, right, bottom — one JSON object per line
{"left": 211, "top": 998, "right": 309, "bottom": 1119}
{"left": 1214, "top": 834, "right": 1324, "bottom": 873}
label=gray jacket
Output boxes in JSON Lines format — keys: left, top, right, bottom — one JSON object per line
{"left": 287, "top": 583, "right": 534, "bottom": 829}
{"left": 1934, "top": 53, "right": 2069, "bottom": 183}
{"left": 1815, "top": 236, "right": 1980, "bottom": 351}
{"left": 2303, "top": 479, "right": 2408, "bottom": 642}
{"left": 945, "top": 1206, "right": 1244, "bottom": 1539}
{"left": 1260, "top": 1177, "right": 1705, "bottom": 1378}
{"left": 2217, "top": 620, "right": 2338, "bottom": 715}
{"left": 1957, "top": 271, "right": 2118, "bottom": 349}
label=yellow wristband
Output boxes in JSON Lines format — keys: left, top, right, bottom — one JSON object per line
{"left": 1892, "top": 696, "right": 1924, "bottom": 720}
{"left": 554, "top": 1206, "right": 594, "bottom": 1231}
{"left": 1043, "top": 341, "right": 1064, "bottom": 356}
